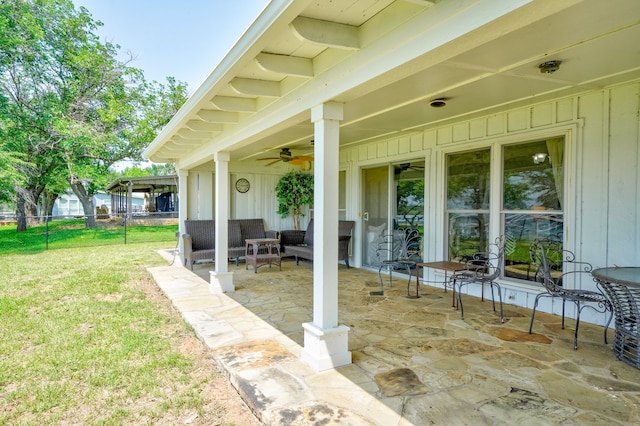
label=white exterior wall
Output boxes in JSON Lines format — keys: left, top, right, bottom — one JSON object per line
{"left": 340, "top": 79, "right": 640, "bottom": 325}
{"left": 186, "top": 170, "right": 214, "bottom": 220}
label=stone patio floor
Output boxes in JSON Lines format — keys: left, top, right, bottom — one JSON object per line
{"left": 149, "top": 251, "right": 640, "bottom": 425}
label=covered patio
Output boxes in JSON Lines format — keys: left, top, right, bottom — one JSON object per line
{"left": 151, "top": 254, "right": 640, "bottom": 425}
{"left": 143, "top": 0, "right": 640, "bottom": 372}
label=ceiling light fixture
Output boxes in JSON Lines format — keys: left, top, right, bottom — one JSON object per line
{"left": 532, "top": 153, "right": 548, "bottom": 164}
{"left": 538, "top": 60, "right": 562, "bottom": 74}
{"left": 429, "top": 98, "right": 447, "bottom": 108}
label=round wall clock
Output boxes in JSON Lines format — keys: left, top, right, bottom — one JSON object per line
{"left": 235, "top": 178, "right": 250, "bottom": 193}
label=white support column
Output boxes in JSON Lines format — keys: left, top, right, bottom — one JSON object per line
{"left": 178, "top": 169, "right": 189, "bottom": 264}
{"left": 210, "top": 152, "right": 234, "bottom": 293}
{"left": 301, "top": 102, "right": 351, "bottom": 371}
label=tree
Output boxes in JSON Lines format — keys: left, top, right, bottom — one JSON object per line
{"left": 275, "top": 171, "right": 313, "bottom": 230}
{"left": 0, "top": 0, "right": 188, "bottom": 230}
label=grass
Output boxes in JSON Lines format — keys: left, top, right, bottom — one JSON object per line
{"left": 0, "top": 230, "right": 239, "bottom": 425}
{"left": 0, "top": 219, "right": 178, "bottom": 254}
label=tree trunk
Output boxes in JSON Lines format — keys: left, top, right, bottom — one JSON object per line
{"left": 16, "top": 193, "right": 27, "bottom": 232}
{"left": 42, "top": 190, "right": 58, "bottom": 221}
{"left": 24, "top": 187, "right": 41, "bottom": 227}
{"left": 69, "top": 180, "right": 96, "bottom": 228}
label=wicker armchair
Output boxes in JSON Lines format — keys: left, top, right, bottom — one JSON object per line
{"left": 183, "top": 220, "right": 215, "bottom": 270}
{"left": 282, "top": 220, "right": 355, "bottom": 268}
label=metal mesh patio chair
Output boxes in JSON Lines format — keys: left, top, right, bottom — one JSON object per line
{"left": 372, "top": 229, "right": 421, "bottom": 296}
{"left": 450, "top": 235, "right": 505, "bottom": 323}
{"left": 529, "top": 238, "right": 613, "bottom": 349}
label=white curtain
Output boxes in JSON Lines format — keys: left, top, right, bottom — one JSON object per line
{"left": 546, "top": 137, "right": 564, "bottom": 209}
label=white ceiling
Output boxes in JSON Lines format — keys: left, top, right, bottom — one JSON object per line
{"left": 144, "top": 0, "right": 640, "bottom": 168}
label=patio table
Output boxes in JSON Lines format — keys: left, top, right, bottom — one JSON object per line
{"left": 592, "top": 267, "right": 640, "bottom": 368}
{"left": 245, "top": 238, "right": 281, "bottom": 273}
{"left": 416, "top": 261, "right": 471, "bottom": 306}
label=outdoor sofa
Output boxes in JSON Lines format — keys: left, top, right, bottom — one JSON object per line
{"left": 183, "top": 218, "right": 278, "bottom": 269}
{"left": 281, "top": 219, "right": 355, "bottom": 268}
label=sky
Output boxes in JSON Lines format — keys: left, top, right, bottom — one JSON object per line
{"left": 73, "top": 0, "right": 271, "bottom": 92}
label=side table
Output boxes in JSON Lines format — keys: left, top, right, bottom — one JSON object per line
{"left": 415, "top": 261, "right": 470, "bottom": 306}
{"left": 245, "top": 238, "right": 281, "bottom": 273}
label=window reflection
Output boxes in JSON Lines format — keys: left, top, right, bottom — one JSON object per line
{"left": 445, "top": 138, "right": 565, "bottom": 284}
{"left": 502, "top": 138, "right": 564, "bottom": 281}
{"left": 503, "top": 139, "right": 563, "bottom": 211}
{"left": 394, "top": 161, "right": 425, "bottom": 262}
{"left": 446, "top": 149, "right": 490, "bottom": 258}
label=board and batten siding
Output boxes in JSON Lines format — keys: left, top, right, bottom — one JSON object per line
{"left": 341, "top": 79, "right": 639, "bottom": 325}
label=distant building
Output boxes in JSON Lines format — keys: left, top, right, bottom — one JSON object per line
{"left": 52, "top": 191, "right": 145, "bottom": 217}
{"left": 105, "top": 175, "right": 178, "bottom": 217}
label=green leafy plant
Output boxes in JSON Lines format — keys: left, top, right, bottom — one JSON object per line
{"left": 275, "top": 171, "right": 313, "bottom": 230}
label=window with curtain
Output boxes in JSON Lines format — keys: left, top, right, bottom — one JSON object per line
{"left": 445, "top": 137, "right": 565, "bottom": 283}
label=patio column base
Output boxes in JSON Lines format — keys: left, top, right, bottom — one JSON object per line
{"left": 209, "top": 271, "right": 234, "bottom": 293}
{"left": 301, "top": 322, "right": 351, "bottom": 372}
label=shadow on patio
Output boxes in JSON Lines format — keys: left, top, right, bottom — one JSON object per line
{"left": 155, "top": 252, "right": 640, "bottom": 425}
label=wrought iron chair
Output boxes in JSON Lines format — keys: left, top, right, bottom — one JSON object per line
{"left": 450, "top": 235, "right": 505, "bottom": 322}
{"left": 529, "top": 238, "right": 613, "bottom": 350}
{"left": 372, "top": 229, "right": 421, "bottom": 296}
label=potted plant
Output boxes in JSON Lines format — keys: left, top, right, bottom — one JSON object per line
{"left": 275, "top": 171, "right": 313, "bottom": 230}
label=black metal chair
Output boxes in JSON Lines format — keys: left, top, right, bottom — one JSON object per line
{"left": 372, "top": 229, "right": 421, "bottom": 296}
{"left": 529, "top": 238, "right": 613, "bottom": 349}
{"left": 451, "top": 235, "right": 505, "bottom": 323}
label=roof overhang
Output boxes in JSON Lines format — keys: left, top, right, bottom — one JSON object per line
{"left": 143, "top": 0, "right": 640, "bottom": 169}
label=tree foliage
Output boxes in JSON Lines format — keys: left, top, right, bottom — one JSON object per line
{"left": 0, "top": 0, "right": 187, "bottom": 230}
{"left": 275, "top": 171, "right": 313, "bottom": 230}
{"left": 118, "top": 162, "right": 176, "bottom": 177}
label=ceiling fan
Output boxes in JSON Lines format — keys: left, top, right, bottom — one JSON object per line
{"left": 395, "top": 163, "right": 425, "bottom": 174}
{"left": 257, "top": 148, "right": 314, "bottom": 168}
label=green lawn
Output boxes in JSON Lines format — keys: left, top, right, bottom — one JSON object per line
{"left": 0, "top": 228, "right": 237, "bottom": 425}
{"left": 0, "top": 219, "right": 178, "bottom": 254}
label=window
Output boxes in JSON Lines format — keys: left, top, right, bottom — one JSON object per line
{"left": 502, "top": 138, "right": 564, "bottom": 281}
{"left": 446, "top": 149, "right": 491, "bottom": 260}
{"left": 446, "top": 137, "right": 565, "bottom": 283}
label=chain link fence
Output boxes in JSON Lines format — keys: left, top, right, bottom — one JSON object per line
{"left": 0, "top": 213, "right": 179, "bottom": 253}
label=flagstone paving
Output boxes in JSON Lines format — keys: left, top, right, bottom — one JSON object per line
{"left": 149, "top": 252, "right": 640, "bottom": 425}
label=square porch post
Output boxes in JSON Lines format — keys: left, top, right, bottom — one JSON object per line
{"left": 301, "top": 102, "right": 351, "bottom": 371}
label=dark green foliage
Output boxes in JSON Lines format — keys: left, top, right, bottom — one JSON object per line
{"left": 275, "top": 171, "right": 313, "bottom": 230}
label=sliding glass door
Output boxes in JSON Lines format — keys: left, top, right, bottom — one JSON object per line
{"left": 362, "top": 161, "right": 425, "bottom": 268}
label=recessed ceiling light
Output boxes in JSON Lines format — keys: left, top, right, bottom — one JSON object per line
{"left": 430, "top": 98, "right": 447, "bottom": 108}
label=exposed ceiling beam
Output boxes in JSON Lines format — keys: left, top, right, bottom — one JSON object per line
{"left": 403, "top": 0, "right": 435, "bottom": 6}
{"left": 162, "top": 143, "right": 189, "bottom": 152}
{"left": 210, "top": 96, "right": 258, "bottom": 112}
{"left": 290, "top": 16, "right": 360, "bottom": 50}
{"left": 197, "top": 109, "right": 239, "bottom": 123}
{"left": 229, "top": 78, "right": 281, "bottom": 97}
{"left": 177, "top": 129, "right": 217, "bottom": 139}
{"left": 254, "top": 53, "right": 314, "bottom": 77}
{"left": 186, "top": 120, "right": 224, "bottom": 132}
{"left": 169, "top": 138, "right": 202, "bottom": 146}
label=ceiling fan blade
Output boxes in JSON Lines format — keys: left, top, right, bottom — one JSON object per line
{"left": 257, "top": 157, "right": 281, "bottom": 161}
{"left": 264, "top": 159, "right": 281, "bottom": 166}
{"left": 295, "top": 155, "right": 313, "bottom": 161}
{"left": 289, "top": 158, "right": 311, "bottom": 165}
